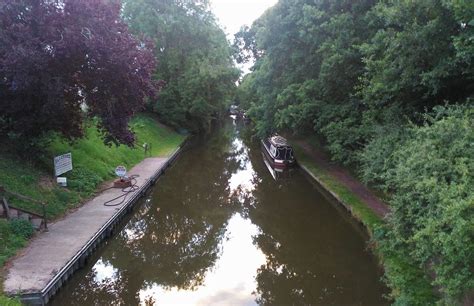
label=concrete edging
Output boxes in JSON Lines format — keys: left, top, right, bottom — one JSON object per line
{"left": 299, "top": 164, "right": 370, "bottom": 231}
{"left": 19, "top": 142, "right": 186, "bottom": 305}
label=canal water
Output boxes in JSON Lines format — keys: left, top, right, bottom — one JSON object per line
{"left": 50, "top": 118, "right": 388, "bottom": 305}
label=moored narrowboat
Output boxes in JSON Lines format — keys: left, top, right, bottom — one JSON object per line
{"left": 261, "top": 135, "right": 296, "bottom": 168}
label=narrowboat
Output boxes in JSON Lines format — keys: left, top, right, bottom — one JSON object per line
{"left": 261, "top": 135, "right": 296, "bottom": 168}
{"left": 262, "top": 152, "right": 294, "bottom": 180}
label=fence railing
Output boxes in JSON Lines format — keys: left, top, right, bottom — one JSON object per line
{"left": 0, "top": 186, "right": 48, "bottom": 230}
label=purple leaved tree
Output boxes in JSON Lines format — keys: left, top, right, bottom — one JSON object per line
{"left": 0, "top": 0, "right": 158, "bottom": 146}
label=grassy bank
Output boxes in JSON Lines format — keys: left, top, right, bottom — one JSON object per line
{"left": 293, "top": 143, "right": 436, "bottom": 305}
{"left": 0, "top": 113, "right": 185, "bottom": 303}
{"left": 0, "top": 114, "right": 184, "bottom": 217}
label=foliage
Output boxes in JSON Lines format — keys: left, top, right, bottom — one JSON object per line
{"left": 0, "top": 0, "right": 157, "bottom": 147}
{"left": 0, "top": 219, "right": 29, "bottom": 266}
{"left": 0, "top": 114, "right": 184, "bottom": 216}
{"left": 236, "top": 0, "right": 472, "bottom": 162}
{"left": 359, "top": 0, "right": 469, "bottom": 112}
{"left": 233, "top": 25, "right": 263, "bottom": 64}
{"left": 383, "top": 104, "right": 474, "bottom": 300}
{"left": 0, "top": 220, "right": 34, "bottom": 304}
{"left": 0, "top": 295, "right": 21, "bottom": 306}
{"left": 9, "top": 219, "right": 34, "bottom": 240}
{"left": 236, "top": 0, "right": 474, "bottom": 303}
{"left": 123, "top": 0, "right": 239, "bottom": 133}
{"left": 357, "top": 123, "right": 409, "bottom": 188}
{"left": 374, "top": 226, "right": 437, "bottom": 306}
{"left": 49, "top": 114, "right": 184, "bottom": 192}
{"left": 235, "top": 0, "right": 377, "bottom": 161}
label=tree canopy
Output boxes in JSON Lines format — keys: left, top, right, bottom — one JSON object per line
{"left": 0, "top": 0, "right": 157, "bottom": 146}
{"left": 123, "top": 0, "right": 239, "bottom": 133}
{"left": 235, "top": 0, "right": 474, "bottom": 303}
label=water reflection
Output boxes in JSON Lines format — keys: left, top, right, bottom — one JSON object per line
{"left": 50, "top": 119, "right": 388, "bottom": 305}
{"left": 137, "top": 215, "right": 265, "bottom": 305}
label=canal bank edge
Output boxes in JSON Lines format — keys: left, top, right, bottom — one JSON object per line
{"left": 4, "top": 139, "right": 187, "bottom": 306}
{"left": 292, "top": 143, "right": 436, "bottom": 304}
{"left": 299, "top": 163, "right": 382, "bottom": 231}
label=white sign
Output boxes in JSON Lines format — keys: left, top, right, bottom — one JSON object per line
{"left": 115, "top": 165, "right": 127, "bottom": 178}
{"left": 56, "top": 177, "right": 67, "bottom": 187}
{"left": 54, "top": 153, "right": 73, "bottom": 176}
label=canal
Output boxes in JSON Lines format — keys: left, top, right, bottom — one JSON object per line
{"left": 50, "top": 118, "right": 388, "bottom": 305}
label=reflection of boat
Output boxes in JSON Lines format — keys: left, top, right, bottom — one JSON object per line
{"left": 261, "top": 135, "right": 296, "bottom": 169}
{"left": 229, "top": 104, "right": 240, "bottom": 115}
{"left": 242, "top": 112, "right": 251, "bottom": 123}
{"left": 262, "top": 152, "right": 293, "bottom": 180}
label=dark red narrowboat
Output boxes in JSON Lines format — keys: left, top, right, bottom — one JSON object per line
{"left": 261, "top": 135, "right": 296, "bottom": 168}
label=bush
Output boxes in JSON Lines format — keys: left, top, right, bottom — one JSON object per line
{"left": 0, "top": 219, "right": 28, "bottom": 266}
{"left": 383, "top": 104, "right": 474, "bottom": 300}
{"left": 66, "top": 167, "right": 103, "bottom": 195}
{"left": 9, "top": 219, "right": 34, "bottom": 239}
{"left": 358, "top": 124, "right": 409, "bottom": 189}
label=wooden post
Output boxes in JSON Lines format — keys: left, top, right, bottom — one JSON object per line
{"left": 42, "top": 202, "right": 48, "bottom": 231}
{"left": 2, "top": 196, "right": 11, "bottom": 220}
{"left": 0, "top": 186, "right": 9, "bottom": 219}
{"left": 143, "top": 143, "right": 151, "bottom": 157}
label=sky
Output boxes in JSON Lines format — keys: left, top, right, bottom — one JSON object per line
{"left": 210, "top": 0, "right": 278, "bottom": 39}
{"left": 210, "top": 0, "right": 278, "bottom": 74}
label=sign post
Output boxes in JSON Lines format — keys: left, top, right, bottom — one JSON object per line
{"left": 115, "top": 165, "right": 127, "bottom": 179}
{"left": 113, "top": 165, "right": 131, "bottom": 188}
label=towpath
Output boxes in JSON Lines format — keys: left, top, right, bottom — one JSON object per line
{"left": 3, "top": 156, "right": 173, "bottom": 301}
{"left": 295, "top": 140, "right": 390, "bottom": 218}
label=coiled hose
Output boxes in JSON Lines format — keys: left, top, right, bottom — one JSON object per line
{"left": 103, "top": 174, "right": 140, "bottom": 207}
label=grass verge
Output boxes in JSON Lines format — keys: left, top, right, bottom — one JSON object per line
{"left": 0, "top": 113, "right": 185, "bottom": 303}
{"left": 293, "top": 143, "right": 436, "bottom": 305}
{"left": 0, "top": 219, "right": 34, "bottom": 305}
{"left": 0, "top": 113, "right": 184, "bottom": 217}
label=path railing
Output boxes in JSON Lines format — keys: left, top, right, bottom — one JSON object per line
{"left": 0, "top": 186, "right": 48, "bottom": 230}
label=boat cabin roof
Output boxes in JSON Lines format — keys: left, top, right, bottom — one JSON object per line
{"left": 269, "top": 135, "right": 290, "bottom": 147}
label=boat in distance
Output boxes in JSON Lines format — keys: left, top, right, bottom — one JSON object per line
{"left": 261, "top": 135, "right": 296, "bottom": 168}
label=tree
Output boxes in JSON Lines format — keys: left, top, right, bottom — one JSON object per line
{"left": 237, "top": 0, "right": 474, "bottom": 303}
{"left": 360, "top": 0, "right": 471, "bottom": 116}
{"left": 235, "top": 0, "right": 376, "bottom": 164}
{"left": 0, "top": 0, "right": 157, "bottom": 147}
{"left": 123, "top": 0, "right": 239, "bottom": 133}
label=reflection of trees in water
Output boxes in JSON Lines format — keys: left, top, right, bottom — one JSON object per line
{"left": 247, "top": 182, "right": 345, "bottom": 305}
{"left": 53, "top": 121, "right": 385, "bottom": 305}
{"left": 65, "top": 121, "right": 245, "bottom": 304}
{"left": 68, "top": 258, "right": 129, "bottom": 305}
{"left": 248, "top": 181, "right": 386, "bottom": 305}
{"left": 237, "top": 123, "right": 386, "bottom": 306}
{"left": 247, "top": 180, "right": 322, "bottom": 305}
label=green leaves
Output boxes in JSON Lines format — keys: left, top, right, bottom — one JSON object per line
{"left": 382, "top": 104, "right": 474, "bottom": 299}
{"left": 123, "top": 0, "right": 238, "bottom": 133}
{"left": 238, "top": 0, "right": 474, "bottom": 303}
